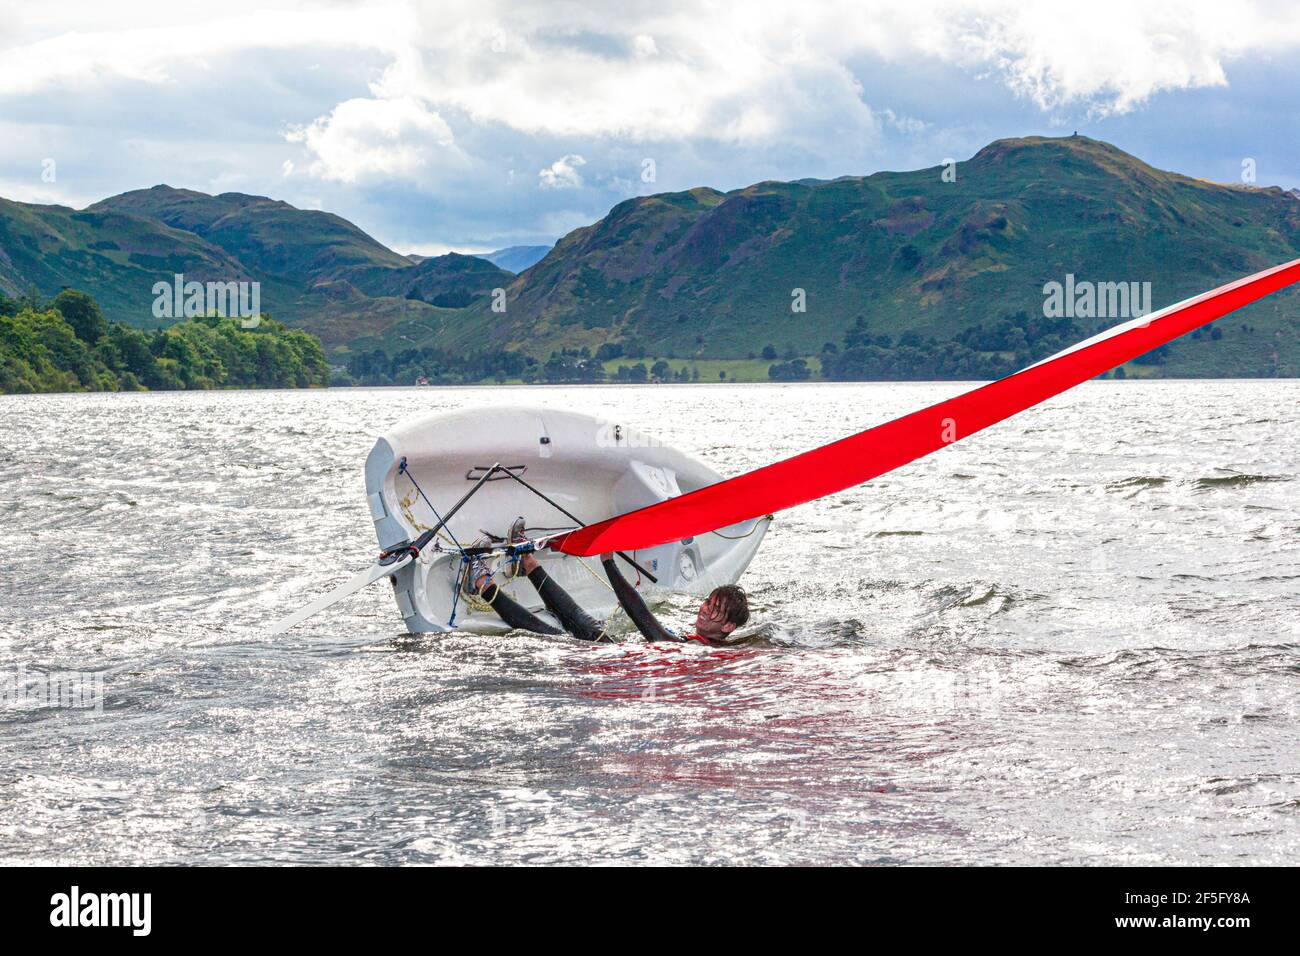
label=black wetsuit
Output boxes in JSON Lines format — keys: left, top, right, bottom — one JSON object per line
{"left": 477, "top": 557, "right": 679, "bottom": 643}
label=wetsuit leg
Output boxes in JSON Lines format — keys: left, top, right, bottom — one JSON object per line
{"left": 526, "top": 565, "right": 606, "bottom": 642}
{"left": 601, "top": 556, "right": 678, "bottom": 642}
{"left": 477, "top": 580, "right": 563, "bottom": 635}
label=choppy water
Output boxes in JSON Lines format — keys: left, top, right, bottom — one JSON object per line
{"left": 0, "top": 381, "right": 1297, "bottom": 865}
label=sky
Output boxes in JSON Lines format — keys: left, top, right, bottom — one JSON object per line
{"left": 3, "top": 0, "right": 1300, "bottom": 255}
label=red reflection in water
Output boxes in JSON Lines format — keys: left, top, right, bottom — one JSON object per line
{"left": 570, "top": 642, "right": 759, "bottom": 703}
{"left": 560, "top": 643, "right": 924, "bottom": 797}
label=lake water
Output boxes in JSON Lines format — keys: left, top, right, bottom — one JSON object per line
{"left": 0, "top": 381, "right": 1296, "bottom": 864}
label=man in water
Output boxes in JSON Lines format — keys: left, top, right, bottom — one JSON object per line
{"left": 468, "top": 519, "right": 749, "bottom": 645}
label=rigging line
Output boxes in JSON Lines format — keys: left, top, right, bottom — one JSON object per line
{"left": 707, "top": 516, "right": 773, "bottom": 540}
{"left": 572, "top": 553, "right": 617, "bottom": 595}
{"left": 492, "top": 466, "right": 659, "bottom": 584}
{"left": 397, "top": 492, "right": 464, "bottom": 551}
{"left": 447, "top": 559, "right": 464, "bottom": 626}
{"left": 458, "top": 557, "right": 502, "bottom": 616}
{"left": 399, "top": 460, "right": 468, "bottom": 555}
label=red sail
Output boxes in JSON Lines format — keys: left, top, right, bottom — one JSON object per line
{"left": 558, "top": 259, "right": 1300, "bottom": 557}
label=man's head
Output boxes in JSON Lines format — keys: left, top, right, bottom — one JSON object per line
{"left": 694, "top": 584, "right": 750, "bottom": 642}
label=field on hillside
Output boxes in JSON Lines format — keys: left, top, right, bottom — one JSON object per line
{"left": 599, "top": 356, "right": 820, "bottom": 383}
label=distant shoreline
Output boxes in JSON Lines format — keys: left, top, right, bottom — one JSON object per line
{"left": 5, "top": 376, "right": 1296, "bottom": 399}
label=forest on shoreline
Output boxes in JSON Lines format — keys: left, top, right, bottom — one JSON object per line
{"left": 1, "top": 288, "right": 1194, "bottom": 395}
{"left": 0, "top": 290, "right": 329, "bottom": 394}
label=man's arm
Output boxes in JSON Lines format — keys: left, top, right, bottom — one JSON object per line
{"left": 601, "top": 553, "right": 678, "bottom": 642}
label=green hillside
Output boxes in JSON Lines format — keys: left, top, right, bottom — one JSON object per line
{"left": 421, "top": 136, "right": 1300, "bottom": 377}
{"left": 89, "top": 185, "right": 411, "bottom": 283}
{"left": 3, "top": 136, "right": 1298, "bottom": 377}
{"left": 0, "top": 188, "right": 513, "bottom": 351}
{"left": 0, "top": 197, "right": 271, "bottom": 327}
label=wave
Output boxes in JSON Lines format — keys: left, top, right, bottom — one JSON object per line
{"left": 1058, "top": 643, "right": 1299, "bottom": 680}
{"left": 930, "top": 582, "right": 1041, "bottom": 614}
{"left": 1193, "top": 472, "right": 1289, "bottom": 491}
{"left": 1103, "top": 472, "right": 1291, "bottom": 495}
{"left": 1106, "top": 476, "right": 1170, "bottom": 492}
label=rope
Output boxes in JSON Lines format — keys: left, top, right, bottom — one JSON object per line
{"left": 399, "top": 463, "right": 469, "bottom": 554}
{"left": 570, "top": 553, "right": 627, "bottom": 643}
{"left": 398, "top": 461, "right": 487, "bottom": 627}
{"left": 572, "top": 553, "right": 616, "bottom": 594}
{"left": 397, "top": 491, "right": 465, "bottom": 553}
{"left": 448, "top": 559, "right": 465, "bottom": 626}
{"left": 452, "top": 552, "right": 510, "bottom": 624}
{"left": 708, "top": 515, "right": 774, "bottom": 540}
{"left": 458, "top": 556, "right": 502, "bottom": 615}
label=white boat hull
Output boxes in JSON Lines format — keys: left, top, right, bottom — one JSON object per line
{"left": 363, "top": 407, "right": 771, "bottom": 634}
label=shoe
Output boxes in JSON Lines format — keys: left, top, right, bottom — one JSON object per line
{"left": 507, "top": 516, "right": 527, "bottom": 544}
{"left": 461, "top": 551, "right": 493, "bottom": 595}
{"left": 503, "top": 516, "right": 528, "bottom": 578}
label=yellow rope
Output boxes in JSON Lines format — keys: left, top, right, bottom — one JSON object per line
{"left": 397, "top": 484, "right": 462, "bottom": 551}
{"left": 459, "top": 579, "right": 499, "bottom": 615}
{"left": 572, "top": 553, "right": 616, "bottom": 593}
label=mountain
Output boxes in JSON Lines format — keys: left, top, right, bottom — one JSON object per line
{"left": 475, "top": 244, "right": 553, "bottom": 274}
{"left": 0, "top": 186, "right": 513, "bottom": 352}
{"left": 89, "top": 186, "right": 412, "bottom": 283}
{"left": 0, "top": 196, "right": 269, "bottom": 324}
{"left": 354, "top": 252, "right": 509, "bottom": 307}
{"left": 412, "top": 135, "right": 1296, "bottom": 377}
{"left": 3, "top": 137, "right": 1299, "bottom": 376}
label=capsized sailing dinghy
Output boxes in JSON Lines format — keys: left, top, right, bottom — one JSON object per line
{"left": 362, "top": 407, "right": 770, "bottom": 634}
{"left": 269, "top": 257, "right": 1300, "bottom": 638}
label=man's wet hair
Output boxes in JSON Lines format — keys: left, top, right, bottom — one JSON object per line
{"left": 708, "top": 584, "right": 749, "bottom": 628}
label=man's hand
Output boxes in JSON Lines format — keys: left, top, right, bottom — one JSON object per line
{"left": 600, "top": 552, "right": 613, "bottom": 562}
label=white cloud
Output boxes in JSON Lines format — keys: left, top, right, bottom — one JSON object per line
{"left": 394, "top": 241, "right": 491, "bottom": 257}
{"left": 882, "top": 109, "right": 927, "bottom": 134}
{"left": 6, "top": 1, "right": 1300, "bottom": 162}
{"left": 5, "top": 0, "right": 1300, "bottom": 243}
{"left": 368, "top": 0, "right": 1300, "bottom": 139}
{"left": 538, "top": 155, "right": 586, "bottom": 190}
{"left": 941, "top": 1, "right": 1259, "bottom": 114}
{"left": 379, "top": 5, "right": 879, "bottom": 143}
{"left": 0, "top": 2, "right": 411, "bottom": 96}
{"left": 285, "top": 97, "right": 463, "bottom": 184}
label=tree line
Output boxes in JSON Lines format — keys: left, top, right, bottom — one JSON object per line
{"left": 813, "top": 311, "right": 1171, "bottom": 382}
{"left": 0, "top": 289, "right": 329, "bottom": 394}
{"left": 342, "top": 345, "right": 702, "bottom": 386}
{"left": 339, "top": 345, "right": 534, "bottom": 386}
